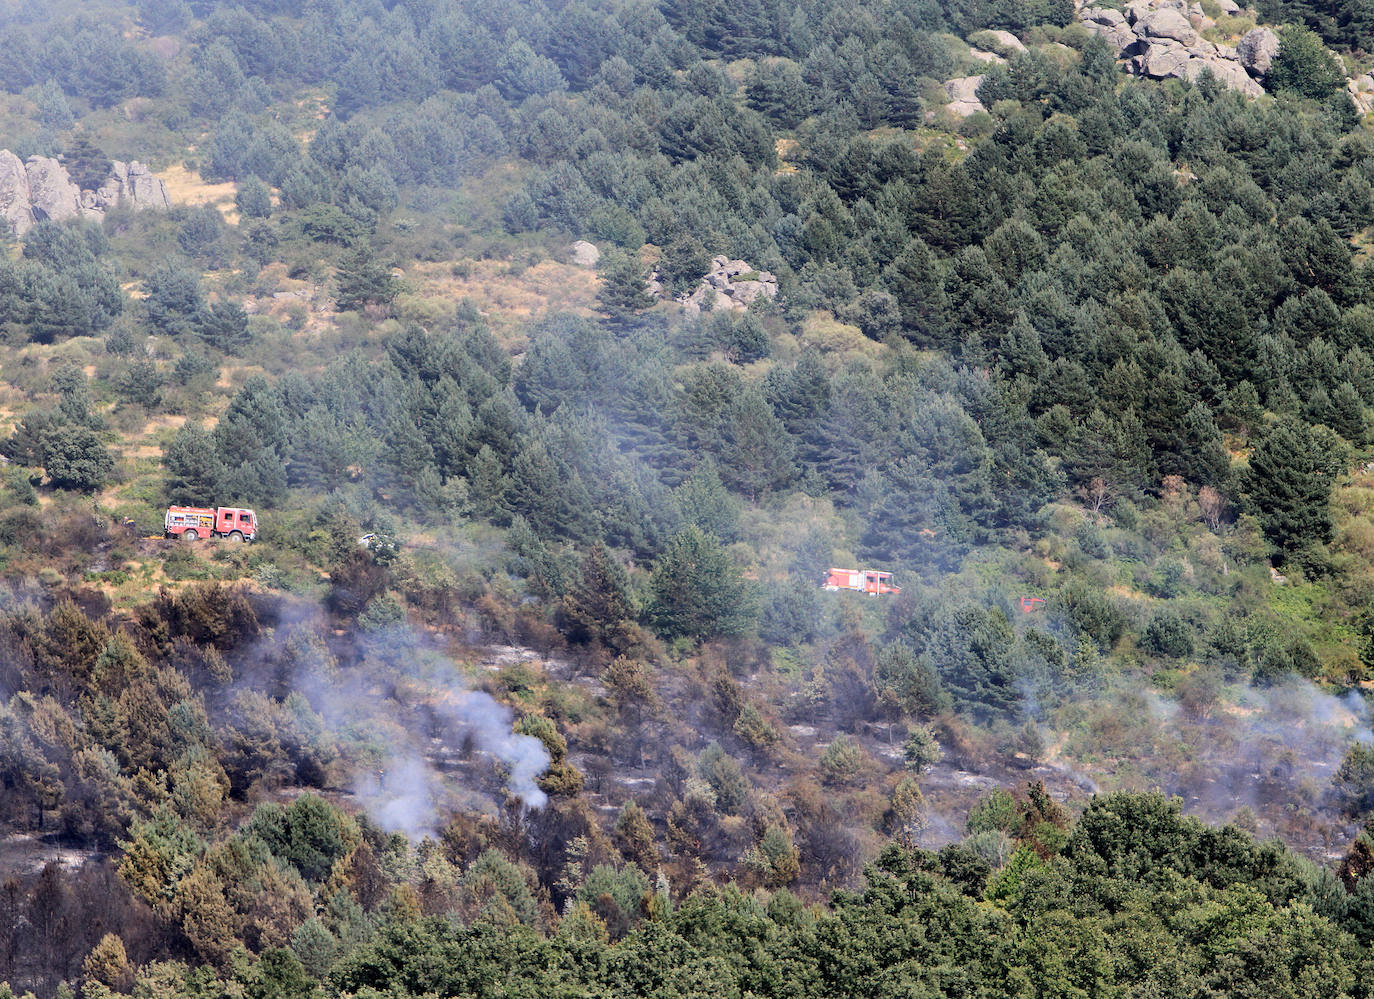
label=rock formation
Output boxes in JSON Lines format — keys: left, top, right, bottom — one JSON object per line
{"left": 568, "top": 239, "right": 600, "bottom": 267}
{"left": 1078, "top": 0, "right": 1265, "bottom": 97}
{"left": 1236, "top": 27, "right": 1280, "bottom": 75}
{"left": 83, "top": 160, "right": 172, "bottom": 218}
{"left": 0, "top": 150, "right": 33, "bottom": 236}
{"left": 979, "top": 29, "right": 1028, "bottom": 53}
{"left": 1349, "top": 72, "right": 1374, "bottom": 113}
{"left": 943, "top": 75, "right": 988, "bottom": 117}
{"left": 676, "top": 256, "right": 779, "bottom": 315}
{"left": 0, "top": 150, "right": 171, "bottom": 236}
{"left": 969, "top": 48, "right": 1006, "bottom": 65}
{"left": 23, "top": 156, "right": 82, "bottom": 226}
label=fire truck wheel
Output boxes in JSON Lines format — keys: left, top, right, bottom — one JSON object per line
{"left": 184, "top": 529, "right": 199, "bottom": 541}
{"left": 229, "top": 531, "right": 244, "bottom": 543}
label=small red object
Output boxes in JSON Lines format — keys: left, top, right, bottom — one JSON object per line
{"left": 823, "top": 568, "right": 900, "bottom": 595}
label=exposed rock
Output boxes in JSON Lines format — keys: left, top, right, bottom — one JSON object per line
{"left": 968, "top": 47, "right": 1007, "bottom": 65}
{"left": 1237, "top": 27, "right": 1279, "bottom": 76}
{"left": 1080, "top": 0, "right": 1284, "bottom": 98}
{"left": 125, "top": 162, "right": 171, "bottom": 210}
{"left": 1137, "top": 8, "right": 1198, "bottom": 45}
{"left": 88, "top": 161, "right": 171, "bottom": 216}
{"left": 1094, "top": 20, "right": 1143, "bottom": 56}
{"left": 1123, "top": 0, "right": 1163, "bottom": 24}
{"left": 943, "top": 75, "right": 986, "bottom": 117}
{"left": 25, "top": 156, "right": 81, "bottom": 225}
{"left": 979, "top": 29, "right": 1028, "bottom": 53}
{"left": 0, "top": 151, "right": 172, "bottom": 228}
{"left": 678, "top": 255, "right": 778, "bottom": 315}
{"left": 1183, "top": 56, "right": 1265, "bottom": 95}
{"left": 0, "top": 150, "right": 34, "bottom": 236}
{"left": 1083, "top": 7, "right": 1127, "bottom": 26}
{"left": 1134, "top": 39, "right": 1192, "bottom": 79}
{"left": 568, "top": 239, "right": 600, "bottom": 267}
{"left": 1078, "top": 0, "right": 1371, "bottom": 109}
{"left": 1349, "top": 74, "right": 1374, "bottom": 113}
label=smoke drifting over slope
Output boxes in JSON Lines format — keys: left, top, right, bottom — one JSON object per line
{"left": 1118, "top": 677, "right": 1371, "bottom": 845}
{"left": 271, "top": 618, "right": 550, "bottom": 840}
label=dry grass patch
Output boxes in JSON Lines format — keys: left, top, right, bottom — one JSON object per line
{"left": 797, "top": 312, "right": 884, "bottom": 361}
{"left": 407, "top": 258, "right": 600, "bottom": 329}
{"left": 157, "top": 164, "right": 240, "bottom": 223}
{"left": 126, "top": 413, "right": 188, "bottom": 456}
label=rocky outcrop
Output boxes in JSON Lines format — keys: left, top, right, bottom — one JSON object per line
{"left": 568, "top": 239, "right": 600, "bottom": 267}
{"left": 970, "top": 29, "right": 1028, "bottom": 55}
{"left": 24, "top": 156, "right": 82, "bottom": 225}
{"left": 677, "top": 255, "right": 778, "bottom": 315}
{"left": 943, "top": 75, "right": 987, "bottom": 117}
{"left": 984, "top": 29, "right": 1028, "bottom": 52}
{"left": 0, "top": 150, "right": 34, "bottom": 236}
{"left": 84, "top": 161, "right": 171, "bottom": 218}
{"left": 1182, "top": 55, "right": 1264, "bottom": 94}
{"left": 1082, "top": 7, "right": 1138, "bottom": 56}
{"left": 1136, "top": 8, "right": 1198, "bottom": 46}
{"left": 1078, "top": 0, "right": 1264, "bottom": 97}
{"left": 1134, "top": 39, "right": 1194, "bottom": 79}
{"left": 968, "top": 47, "right": 1007, "bottom": 65}
{"left": 1349, "top": 72, "right": 1374, "bottom": 113}
{"left": 0, "top": 150, "right": 171, "bottom": 235}
{"left": 1236, "top": 27, "right": 1280, "bottom": 76}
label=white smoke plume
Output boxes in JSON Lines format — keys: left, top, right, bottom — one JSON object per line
{"left": 261, "top": 616, "right": 550, "bottom": 840}
{"left": 1123, "top": 676, "right": 1372, "bottom": 847}
{"left": 440, "top": 688, "right": 549, "bottom": 809}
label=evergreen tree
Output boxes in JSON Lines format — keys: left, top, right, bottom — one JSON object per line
{"left": 561, "top": 543, "right": 638, "bottom": 653}
{"left": 43, "top": 426, "right": 113, "bottom": 491}
{"left": 717, "top": 387, "right": 795, "bottom": 500}
{"left": 596, "top": 251, "right": 653, "bottom": 332}
{"left": 235, "top": 176, "right": 273, "bottom": 220}
{"left": 1242, "top": 418, "right": 1341, "bottom": 558}
{"left": 145, "top": 260, "right": 206, "bottom": 338}
{"left": 646, "top": 526, "right": 756, "bottom": 643}
{"left": 64, "top": 134, "right": 111, "bottom": 191}
{"left": 1267, "top": 26, "right": 1345, "bottom": 99}
{"left": 198, "top": 300, "right": 252, "bottom": 355}
{"left": 335, "top": 247, "right": 401, "bottom": 313}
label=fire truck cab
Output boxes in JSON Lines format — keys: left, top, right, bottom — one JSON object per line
{"left": 164, "top": 506, "right": 258, "bottom": 542}
{"left": 823, "top": 568, "right": 900, "bottom": 595}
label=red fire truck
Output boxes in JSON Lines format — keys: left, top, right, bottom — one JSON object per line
{"left": 823, "top": 568, "right": 900, "bottom": 595}
{"left": 164, "top": 506, "right": 258, "bottom": 542}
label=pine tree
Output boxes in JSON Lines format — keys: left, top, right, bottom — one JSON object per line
{"left": 1173, "top": 403, "right": 1232, "bottom": 488}
{"left": 718, "top": 387, "right": 796, "bottom": 500}
{"left": 197, "top": 300, "right": 252, "bottom": 354}
{"left": 561, "top": 543, "right": 638, "bottom": 653}
{"left": 646, "top": 526, "right": 756, "bottom": 643}
{"left": 335, "top": 246, "right": 401, "bottom": 312}
{"left": 1242, "top": 418, "right": 1340, "bottom": 558}
{"left": 43, "top": 426, "right": 113, "bottom": 491}
{"left": 596, "top": 251, "right": 653, "bottom": 332}
{"left": 64, "top": 134, "right": 111, "bottom": 191}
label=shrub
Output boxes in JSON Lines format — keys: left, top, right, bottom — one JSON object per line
{"left": 1142, "top": 609, "right": 1194, "bottom": 659}
{"left": 819, "top": 735, "right": 865, "bottom": 786}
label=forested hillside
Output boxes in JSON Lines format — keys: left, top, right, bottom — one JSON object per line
{"left": 4, "top": 0, "right": 1374, "bottom": 994}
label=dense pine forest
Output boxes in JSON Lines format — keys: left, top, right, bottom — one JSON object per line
{"left": 5, "top": 0, "right": 1374, "bottom": 994}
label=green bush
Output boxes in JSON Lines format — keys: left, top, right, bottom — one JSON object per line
{"left": 1142, "top": 609, "right": 1195, "bottom": 659}
{"left": 1266, "top": 27, "right": 1344, "bottom": 99}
